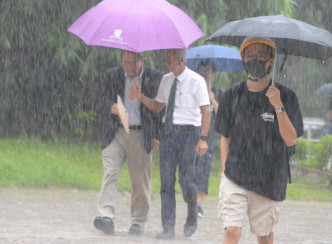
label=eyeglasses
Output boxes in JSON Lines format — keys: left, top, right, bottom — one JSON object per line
{"left": 244, "top": 51, "right": 269, "bottom": 61}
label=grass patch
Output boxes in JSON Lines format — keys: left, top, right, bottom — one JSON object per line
{"left": 1, "top": 138, "right": 331, "bottom": 201}
{"left": 286, "top": 183, "right": 332, "bottom": 201}
{"left": 0, "top": 138, "right": 102, "bottom": 189}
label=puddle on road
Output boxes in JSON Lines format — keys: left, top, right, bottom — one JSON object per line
{"left": 0, "top": 187, "right": 331, "bottom": 244}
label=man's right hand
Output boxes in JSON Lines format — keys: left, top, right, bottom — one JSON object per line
{"left": 132, "top": 82, "right": 143, "bottom": 100}
{"left": 111, "top": 103, "right": 119, "bottom": 116}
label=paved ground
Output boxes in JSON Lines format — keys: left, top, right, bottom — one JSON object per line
{"left": 0, "top": 187, "right": 332, "bottom": 244}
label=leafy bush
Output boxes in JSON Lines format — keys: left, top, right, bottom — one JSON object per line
{"left": 313, "top": 135, "right": 332, "bottom": 170}
{"left": 298, "top": 156, "right": 319, "bottom": 168}
{"left": 295, "top": 136, "right": 332, "bottom": 170}
{"left": 293, "top": 137, "right": 313, "bottom": 161}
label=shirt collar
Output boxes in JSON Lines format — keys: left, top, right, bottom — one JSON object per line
{"left": 175, "top": 67, "right": 189, "bottom": 82}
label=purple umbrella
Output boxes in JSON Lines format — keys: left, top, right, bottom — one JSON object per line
{"left": 67, "top": 0, "right": 204, "bottom": 52}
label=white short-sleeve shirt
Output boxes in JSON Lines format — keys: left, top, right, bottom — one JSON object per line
{"left": 155, "top": 67, "right": 209, "bottom": 126}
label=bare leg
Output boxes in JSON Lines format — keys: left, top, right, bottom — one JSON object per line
{"left": 197, "top": 192, "right": 206, "bottom": 204}
{"left": 223, "top": 226, "right": 241, "bottom": 244}
{"left": 257, "top": 232, "right": 274, "bottom": 244}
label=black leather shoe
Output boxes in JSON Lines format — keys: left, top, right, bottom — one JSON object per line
{"left": 183, "top": 217, "right": 197, "bottom": 237}
{"left": 128, "top": 223, "right": 144, "bottom": 235}
{"left": 94, "top": 216, "right": 114, "bottom": 235}
{"left": 156, "top": 229, "right": 175, "bottom": 239}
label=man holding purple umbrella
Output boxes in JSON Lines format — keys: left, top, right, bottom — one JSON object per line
{"left": 94, "top": 50, "right": 163, "bottom": 236}
{"left": 215, "top": 37, "right": 303, "bottom": 244}
{"left": 133, "top": 49, "right": 211, "bottom": 239}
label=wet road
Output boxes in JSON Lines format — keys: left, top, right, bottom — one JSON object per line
{"left": 0, "top": 187, "right": 331, "bottom": 244}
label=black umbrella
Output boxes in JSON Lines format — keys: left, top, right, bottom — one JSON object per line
{"left": 316, "top": 83, "right": 332, "bottom": 97}
{"left": 206, "top": 15, "right": 332, "bottom": 84}
{"left": 206, "top": 15, "right": 332, "bottom": 60}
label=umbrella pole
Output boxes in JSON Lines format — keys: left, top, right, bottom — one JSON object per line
{"left": 271, "top": 51, "right": 278, "bottom": 86}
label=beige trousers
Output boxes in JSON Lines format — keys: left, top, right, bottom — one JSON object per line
{"left": 218, "top": 173, "right": 282, "bottom": 236}
{"left": 97, "top": 127, "right": 152, "bottom": 225}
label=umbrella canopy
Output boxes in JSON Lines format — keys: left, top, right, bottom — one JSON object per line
{"left": 67, "top": 0, "right": 204, "bottom": 52}
{"left": 206, "top": 15, "right": 332, "bottom": 60}
{"left": 316, "top": 83, "right": 332, "bottom": 97}
{"left": 186, "top": 45, "right": 245, "bottom": 72}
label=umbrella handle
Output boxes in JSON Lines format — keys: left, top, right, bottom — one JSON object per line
{"left": 272, "top": 50, "right": 278, "bottom": 86}
{"left": 279, "top": 48, "right": 288, "bottom": 74}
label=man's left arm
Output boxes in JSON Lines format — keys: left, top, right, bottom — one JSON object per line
{"left": 197, "top": 105, "right": 211, "bottom": 156}
{"left": 266, "top": 85, "right": 297, "bottom": 146}
{"left": 210, "top": 88, "right": 223, "bottom": 114}
{"left": 195, "top": 76, "right": 211, "bottom": 156}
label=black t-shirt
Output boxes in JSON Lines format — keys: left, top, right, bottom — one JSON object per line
{"left": 215, "top": 80, "right": 303, "bottom": 201}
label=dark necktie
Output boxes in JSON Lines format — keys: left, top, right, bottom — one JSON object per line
{"left": 164, "top": 78, "right": 178, "bottom": 135}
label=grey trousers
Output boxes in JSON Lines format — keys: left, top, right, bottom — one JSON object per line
{"left": 97, "top": 127, "right": 152, "bottom": 225}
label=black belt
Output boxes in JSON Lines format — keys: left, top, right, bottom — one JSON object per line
{"left": 129, "top": 125, "right": 141, "bottom": 130}
{"left": 119, "top": 124, "right": 142, "bottom": 130}
{"left": 172, "top": 124, "right": 196, "bottom": 131}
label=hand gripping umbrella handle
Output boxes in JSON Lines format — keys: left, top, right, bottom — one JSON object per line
{"left": 129, "top": 78, "right": 137, "bottom": 100}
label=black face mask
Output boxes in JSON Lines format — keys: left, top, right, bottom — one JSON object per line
{"left": 244, "top": 59, "right": 271, "bottom": 80}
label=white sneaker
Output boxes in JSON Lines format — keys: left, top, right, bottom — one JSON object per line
{"left": 197, "top": 204, "right": 204, "bottom": 218}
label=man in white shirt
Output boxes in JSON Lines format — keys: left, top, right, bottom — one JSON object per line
{"left": 132, "top": 49, "right": 210, "bottom": 239}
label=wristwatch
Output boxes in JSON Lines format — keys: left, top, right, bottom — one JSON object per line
{"left": 275, "top": 105, "right": 285, "bottom": 113}
{"left": 200, "top": 135, "right": 208, "bottom": 141}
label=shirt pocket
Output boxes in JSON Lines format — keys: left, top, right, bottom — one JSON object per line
{"left": 176, "top": 92, "right": 195, "bottom": 108}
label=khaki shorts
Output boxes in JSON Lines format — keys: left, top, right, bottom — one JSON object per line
{"left": 218, "top": 173, "right": 282, "bottom": 236}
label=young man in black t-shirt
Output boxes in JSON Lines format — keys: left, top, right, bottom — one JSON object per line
{"left": 215, "top": 36, "right": 303, "bottom": 244}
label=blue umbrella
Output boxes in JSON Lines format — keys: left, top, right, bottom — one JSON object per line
{"left": 186, "top": 45, "right": 245, "bottom": 72}
{"left": 316, "top": 83, "right": 332, "bottom": 97}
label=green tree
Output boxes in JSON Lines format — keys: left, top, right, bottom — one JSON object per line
{"left": 2, "top": 0, "right": 332, "bottom": 141}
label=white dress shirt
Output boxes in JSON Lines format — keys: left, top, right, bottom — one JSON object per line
{"left": 155, "top": 67, "right": 209, "bottom": 126}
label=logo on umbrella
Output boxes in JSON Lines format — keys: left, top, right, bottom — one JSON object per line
{"left": 102, "top": 29, "right": 127, "bottom": 45}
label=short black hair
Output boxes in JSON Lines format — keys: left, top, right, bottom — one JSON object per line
{"left": 197, "top": 59, "right": 216, "bottom": 73}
